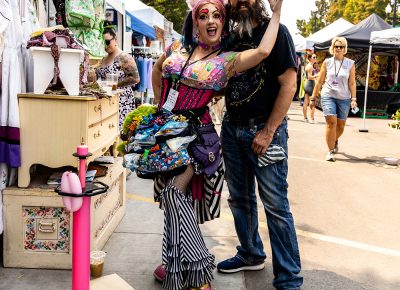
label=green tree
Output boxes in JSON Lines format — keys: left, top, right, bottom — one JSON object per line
{"left": 141, "top": 0, "right": 189, "bottom": 33}
{"left": 297, "top": 0, "right": 330, "bottom": 37}
{"left": 325, "top": 0, "right": 348, "bottom": 24}
{"left": 297, "top": 0, "right": 391, "bottom": 37}
{"left": 342, "top": 0, "right": 388, "bottom": 24}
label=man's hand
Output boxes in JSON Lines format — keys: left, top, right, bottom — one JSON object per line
{"left": 269, "top": 0, "right": 283, "bottom": 13}
{"left": 251, "top": 127, "right": 274, "bottom": 156}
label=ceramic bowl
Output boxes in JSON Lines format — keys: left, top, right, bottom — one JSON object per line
{"left": 384, "top": 157, "right": 399, "bottom": 166}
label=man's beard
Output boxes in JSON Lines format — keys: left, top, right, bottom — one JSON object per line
{"left": 231, "top": 1, "right": 257, "bottom": 38}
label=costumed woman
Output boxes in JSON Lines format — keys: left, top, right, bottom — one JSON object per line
{"left": 96, "top": 21, "right": 140, "bottom": 131}
{"left": 148, "top": 0, "right": 283, "bottom": 289}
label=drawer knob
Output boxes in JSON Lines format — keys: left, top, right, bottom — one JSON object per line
{"left": 94, "top": 104, "right": 102, "bottom": 112}
{"left": 94, "top": 130, "right": 101, "bottom": 138}
{"left": 38, "top": 220, "right": 56, "bottom": 233}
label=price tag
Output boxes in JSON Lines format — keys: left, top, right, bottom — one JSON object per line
{"left": 162, "top": 88, "right": 179, "bottom": 112}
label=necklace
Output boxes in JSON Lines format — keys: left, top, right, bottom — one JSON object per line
{"left": 197, "top": 40, "right": 221, "bottom": 51}
{"left": 334, "top": 57, "right": 344, "bottom": 79}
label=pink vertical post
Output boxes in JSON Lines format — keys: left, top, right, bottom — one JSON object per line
{"left": 73, "top": 145, "right": 90, "bottom": 290}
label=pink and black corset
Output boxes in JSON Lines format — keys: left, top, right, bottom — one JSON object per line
{"left": 157, "top": 78, "right": 214, "bottom": 124}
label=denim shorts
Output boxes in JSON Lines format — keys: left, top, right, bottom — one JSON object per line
{"left": 321, "top": 96, "right": 351, "bottom": 120}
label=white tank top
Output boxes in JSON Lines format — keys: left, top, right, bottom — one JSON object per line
{"left": 321, "top": 57, "right": 354, "bottom": 100}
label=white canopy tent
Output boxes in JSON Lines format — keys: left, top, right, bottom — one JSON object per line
{"left": 370, "top": 27, "right": 400, "bottom": 46}
{"left": 360, "top": 27, "right": 400, "bottom": 132}
{"left": 124, "top": 0, "right": 165, "bottom": 28}
{"left": 306, "top": 18, "right": 353, "bottom": 50}
{"left": 291, "top": 32, "right": 306, "bottom": 52}
{"left": 107, "top": 0, "right": 125, "bottom": 14}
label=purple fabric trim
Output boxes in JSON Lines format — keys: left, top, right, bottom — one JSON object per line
{"left": 0, "top": 142, "right": 21, "bottom": 167}
{"left": 0, "top": 126, "right": 20, "bottom": 141}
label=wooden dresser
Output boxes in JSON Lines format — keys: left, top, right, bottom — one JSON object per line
{"left": 17, "top": 93, "right": 120, "bottom": 187}
{"left": 3, "top": 158, "right": 126, "bottom": 269}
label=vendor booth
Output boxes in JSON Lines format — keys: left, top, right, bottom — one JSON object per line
{"left": 306, "top": 18, "right": 354, "bottom": 50}
{"left": 124, "top": 0, "right": 166, "bottom": 52}
{"left": 106, "top": 0, "right": 126, "bottom": 50}
{"left": 313, "top": 14, "right": 400, "bottom": 116}
{"left": 126, "top": 10, "right": 156, "bottom": 41}
{"left": 125, "top": 9, "right": 156, "bottom": 54}
{"left": 359, "top": 28, "right": 400, "bottom": 128}
{"left": 1, "top": 1, "right": 132, "bottom": 289}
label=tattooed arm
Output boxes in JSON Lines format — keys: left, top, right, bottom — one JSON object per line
{"left": 118, "top": 53, "right": 140, "bottom": 88}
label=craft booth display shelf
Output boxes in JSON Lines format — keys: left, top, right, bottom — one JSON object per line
{"left": 2, "top": 158, "right": 126, "bottom": 269}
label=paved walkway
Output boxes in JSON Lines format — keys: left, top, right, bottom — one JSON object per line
{"left": 1, "top": 103, "right": 399, "bottom": 290}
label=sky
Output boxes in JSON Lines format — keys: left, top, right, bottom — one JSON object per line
{"left": 266, "top": 0, "right": 317, "bottom": 34}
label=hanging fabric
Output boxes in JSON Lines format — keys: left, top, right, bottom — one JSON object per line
{"left": 66, "top": 0, "right": 105, "bottom": 58}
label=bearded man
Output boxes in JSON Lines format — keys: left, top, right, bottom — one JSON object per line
{"left": 217, "top": 1, "right": 303, "bottom": 289}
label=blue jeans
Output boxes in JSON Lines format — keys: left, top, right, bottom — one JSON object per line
{"left": 321, "top": 96, "right": 351, "bottom": 120}
{"left": 221, "top": 117, "right": 303, "bottom": 290}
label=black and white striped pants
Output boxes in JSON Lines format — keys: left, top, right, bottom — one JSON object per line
{"left": 161, "top": 185, "right": 215, "bottom": 290}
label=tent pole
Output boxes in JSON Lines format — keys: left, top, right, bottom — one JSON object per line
{"left": 359, "top": 45, "right": 372, "bottom": 133}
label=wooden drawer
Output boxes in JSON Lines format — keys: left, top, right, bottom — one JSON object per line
{"left": 88, "top": 113, "right": 119, "bottom": 151}
{"left": 88, "top": 95, "right": 119, "bottom": 125}
{"left": 3, "top": 158, "right": 126, "bottom": 269}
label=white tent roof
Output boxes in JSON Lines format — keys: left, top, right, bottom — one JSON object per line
{"left": 370, "top": 27, "right": 400, "bottom": 46}
{"left": 107, "top": 0, "right": 124, "bottom": 14}
{"left": 306, "top": 18, "right": 353, "bottom": 50}
{"left": 124, "top": 0, "right": 165, "bottom": 28}
{"left": 291, "top": 32, "right": 306, "bottom": 52}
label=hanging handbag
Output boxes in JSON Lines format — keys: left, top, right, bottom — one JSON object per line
{"left": 136, "top": 145, "right": 191, "bottom": 179}
{"left": 189, "top": 123, "right": 221, "bottom": 176}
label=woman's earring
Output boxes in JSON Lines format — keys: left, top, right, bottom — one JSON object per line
{"left": 195, "top": 33, "right": 199, "bottom": 39}
{"left": 221, "top": 31, "right": 228, "bottom": 39}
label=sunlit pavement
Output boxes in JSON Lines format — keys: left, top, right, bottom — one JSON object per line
{"left": 1, "top": 102, "right": 399, "bottom": 290}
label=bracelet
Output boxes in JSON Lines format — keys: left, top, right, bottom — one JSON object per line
{"left": 351, "top": 97, "right": 357, "bottom": 101}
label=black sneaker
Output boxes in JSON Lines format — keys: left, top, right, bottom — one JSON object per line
{"left": 217, "top": 256, "right": 265, "bottom": 273}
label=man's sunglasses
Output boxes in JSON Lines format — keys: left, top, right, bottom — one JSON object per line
{"left": 105, "top": 38, "right": 114, "bottom": 46}
{"left": 335, "top": 45, "right": 344, "bottom": 49}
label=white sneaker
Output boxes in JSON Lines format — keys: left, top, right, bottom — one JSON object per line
{"left": 309, "top": 119, "right": 316, "bottom": 124}
{"left": 304, "top": 118, "right": 309, "bottom": 123}
{"left": 333, "top": 140, "right": 339, "bottom": 153}
{"left": 326, "top": 150, "right": 336, "bottom": 162}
